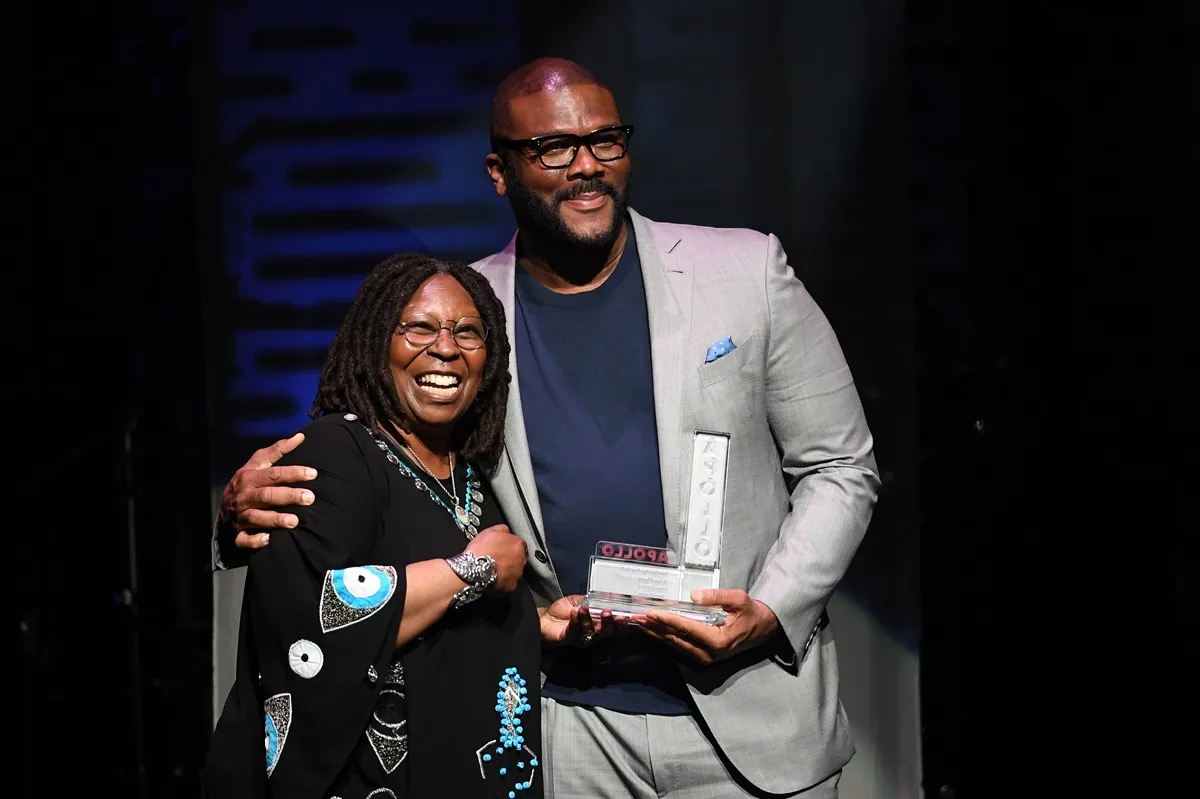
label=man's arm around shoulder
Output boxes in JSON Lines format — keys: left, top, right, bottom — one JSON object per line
{"left": 210, "top": 431, "right": 317, "bottom": 571}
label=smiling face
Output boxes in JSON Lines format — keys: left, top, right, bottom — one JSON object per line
{"left": 388, "top": 274, "right": 488, "bottom": 438}
{"left": 488, "top": 83, "right": 632, "bottom": 252}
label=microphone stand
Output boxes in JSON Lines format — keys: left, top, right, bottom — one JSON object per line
{"left": 120, "top": 415, "right": 147, "bottom": 799}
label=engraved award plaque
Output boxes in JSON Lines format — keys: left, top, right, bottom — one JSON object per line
{"left": 581, "top": 431, "right": 731, "bottom": 626}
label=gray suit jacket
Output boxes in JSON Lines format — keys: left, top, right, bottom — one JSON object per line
{"left": 473, "top": 209, "right": 880, "bottom": 794}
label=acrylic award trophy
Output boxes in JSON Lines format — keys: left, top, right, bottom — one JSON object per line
{"left": 582, "top": 431, "right": 731, "bottom": 626}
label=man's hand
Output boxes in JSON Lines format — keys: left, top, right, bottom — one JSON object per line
{"left": 635, "top": 589, "right": 780, "bottom": 666}
{"left": 218, "top": 433, "right": 317, "bottom": 551}
{"left": 539, "top": 594, "right": 625, "bottom": 647}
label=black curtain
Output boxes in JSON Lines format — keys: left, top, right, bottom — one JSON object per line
{"left": 910, "top": 4, "right": 1195, "bottom": 794}
{"left": 20, "top": 1, "right": 212, "bottom": 795}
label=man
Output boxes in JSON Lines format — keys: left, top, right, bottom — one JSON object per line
{"left": 215, "top": 57, "right": 879, "bottom": 798}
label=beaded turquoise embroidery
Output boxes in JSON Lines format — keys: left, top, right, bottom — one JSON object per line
{"left": 475, "top": 668, "right": 538, "bottom": 797}
{"left": 495, "top": 667, "right": 531, "bottom": 750}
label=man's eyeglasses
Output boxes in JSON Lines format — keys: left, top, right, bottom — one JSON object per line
{"left": 396, "top": 314, "right": 488, "bottom": 351}
{"left": 492, "top": 124, "right": 635, "bottom": 169}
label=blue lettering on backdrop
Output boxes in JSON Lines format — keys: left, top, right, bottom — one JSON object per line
{"left": 213, "top": 1, "right": 518, "bottom": 445}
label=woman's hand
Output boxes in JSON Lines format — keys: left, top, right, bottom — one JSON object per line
{"left": 465, "top": 524, "right": 527, "bottom": 593}
{"left": 539, "top": 595, "right": 624, "bottom": 647}
{"left": 396, "top": 528, "right": 524, "bottom": 647}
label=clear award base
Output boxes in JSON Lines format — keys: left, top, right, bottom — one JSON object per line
{"left": 581, "top": 543, "right": 726, "bottom": 625}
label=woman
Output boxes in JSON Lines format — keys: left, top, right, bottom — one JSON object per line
{"left": 205, "top": 253, "right": 542, "bottom": 799}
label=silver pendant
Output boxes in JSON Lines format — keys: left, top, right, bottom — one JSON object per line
{"left": 466, "top": 523, "right": 479, "bottom": 538}
{"left": 455, "top": 505, "right": 470, "bottom": 525}
{"left": 471, "top": 489, "right": 483, "bottom": 503}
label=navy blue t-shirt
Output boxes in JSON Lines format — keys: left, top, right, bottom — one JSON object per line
{"left": 514, "top": 225, "right": 691, "bottom": 715}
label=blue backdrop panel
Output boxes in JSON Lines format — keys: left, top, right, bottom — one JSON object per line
{"left": 211, "top": 0, "right": 518, "bottom": 450}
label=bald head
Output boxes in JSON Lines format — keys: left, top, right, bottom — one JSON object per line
{"left": 489, "top": 57, "right": 607, "bottom": 140}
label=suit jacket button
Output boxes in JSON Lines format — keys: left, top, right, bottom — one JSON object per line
{"left": 534, "top": 550, "right": 548, "bottom": 564}
{"left": 367, "top": 665, "right": 378, "bottom": 683}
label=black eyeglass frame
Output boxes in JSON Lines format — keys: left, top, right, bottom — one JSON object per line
{"left": 491, "top": 124, "right": 635, "bottom": 169}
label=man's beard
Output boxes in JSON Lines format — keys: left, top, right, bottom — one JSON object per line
{"left": 503, "top": 163, "right": 631, "bottom": 254}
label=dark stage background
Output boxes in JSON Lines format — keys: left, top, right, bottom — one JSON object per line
{"left": 201, "top": 1, "right": 921, "bottom": 794}
{"left": 17, "top": 1, "right": 1192, "bottom": 797}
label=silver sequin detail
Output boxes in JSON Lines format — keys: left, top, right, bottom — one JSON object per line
{"left": 366, "top": 789, "right": 398, "bottom": 798}
{"left": 383, "top": 659, "right": 404, "bottom": 686}
{"left": 318, "top": 566, "right": 398, "bottom": 634}
{"left": 366, "top": 726, "right": 408, "bottom": 774}
{"left": 264, "top": 693, "right": 292, "bottom": 778}
{"left": 365, "top": 682, "right": 407, "bottom": 775}
{"left": 502, "top": 680, "right": 521, "bottom": 736}
{"left": 373, "top": 688, "right": 407, "bottom": 730}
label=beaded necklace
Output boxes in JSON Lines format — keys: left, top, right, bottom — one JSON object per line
{"left": 364, "top": 425, "right": 484, "bottom": 539}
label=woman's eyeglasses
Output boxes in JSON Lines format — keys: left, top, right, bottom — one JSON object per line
{"left": 396, "top": 314, "right": 488, "bottom": 351}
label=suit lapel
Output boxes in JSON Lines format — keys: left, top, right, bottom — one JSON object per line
{"left": 630, "top": 210, "right": 693, "bottom": 551}
{"left": 474, "top": 238, "right": 549, "bottom": 550}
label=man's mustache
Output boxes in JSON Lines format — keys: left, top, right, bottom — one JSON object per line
{"left": 555, "top": 180, "right": 618, "bottom": 203}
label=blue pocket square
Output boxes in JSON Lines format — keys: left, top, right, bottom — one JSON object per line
{"left": 705, "top": 336, "right": 737, "bottom": 363}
